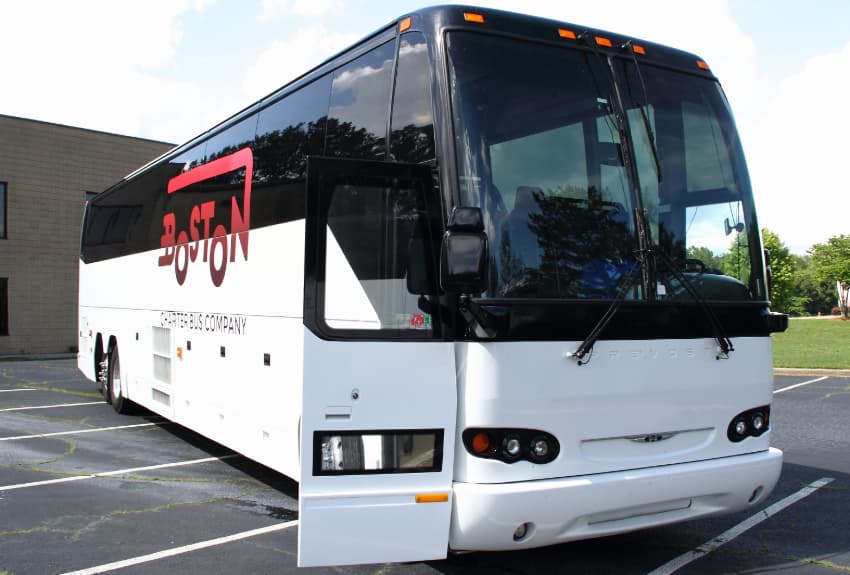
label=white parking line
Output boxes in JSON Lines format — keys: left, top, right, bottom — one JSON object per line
{"left": 60, "top": 520, "right": 298, "bottom": 575}
{"left": 0, "top": 388, "right": 39, "bottom": 393}
{"left": 0, "top": 454, "right": 241, "bottom": 492}
{"left": 646, "top": 477, "right": 835, "bottom": 575}
{"left": 774, "top": 376, "right": 828, "bottom": 394}
{"left": 0, "top": 422, "right": 160, "bottom": 442}
{"left": 0, "top": 401, "right": 103, "bottom": 412}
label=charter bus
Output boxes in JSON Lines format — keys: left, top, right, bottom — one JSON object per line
{"left": 78, "top": 5, "right": 789, "bottom": 567}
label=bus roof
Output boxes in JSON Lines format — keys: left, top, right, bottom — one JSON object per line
{"left": 119, "top": 5, "right": 714, "bottom": 186}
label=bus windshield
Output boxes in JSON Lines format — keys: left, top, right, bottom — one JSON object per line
{"left": 446, "top": 31, "right": 765, "bottom": 303}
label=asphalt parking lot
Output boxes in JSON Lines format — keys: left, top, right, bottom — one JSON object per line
{"left": 1, "top": 360, "right": 847, "bottom": 574}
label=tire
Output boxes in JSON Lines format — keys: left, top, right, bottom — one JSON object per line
{"left": 107, "top": 345, "right": 135, "bottom": 415}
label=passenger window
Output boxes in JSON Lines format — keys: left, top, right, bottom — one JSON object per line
{"left": 326, "top": 41, "right": 395, "bottom": 160}
{"left": 205, "top": 116, "right": 257, "bottom": 163}
{"left": 252, "top": 76, "right": 332, "bottom": 227}
{"left": 390, "top": 32, "right": 435, "bottom": 163}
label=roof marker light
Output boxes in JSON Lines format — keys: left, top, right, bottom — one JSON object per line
{"left": 464, "top": 12, "right": 485, "bottom": 24}
{"left": 399, "top": 17, "right": 411, "bottom": 33}
{"left": 697, "top": 60, "right": 710, "bottom": 71}
{"left": 595, "top": 36, "right": 613, "bottom": 48}
{"left": 632, "top": 44, "right": 646, "bottom": 55}
{"left": 558, "top": 28, "right": 577, "bottom": 40}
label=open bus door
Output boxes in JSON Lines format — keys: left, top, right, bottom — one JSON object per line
{"left": 298, "top": 157, "right": 457, "bottom": 567}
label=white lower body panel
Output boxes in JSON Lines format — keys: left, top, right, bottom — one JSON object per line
{"left": 450, "top": 447, "right": 782, "bottom": 551}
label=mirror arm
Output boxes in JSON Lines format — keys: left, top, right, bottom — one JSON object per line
{"left": 458, "top": 295, "right": 498, "bottom": 339}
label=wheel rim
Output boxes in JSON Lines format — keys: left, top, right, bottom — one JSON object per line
{"left": 111, "top": 353, "right": 122, "bottom": 400}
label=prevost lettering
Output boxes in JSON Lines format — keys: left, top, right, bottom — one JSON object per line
{"left": 158, "top": 147, "right": 253, "bottom": 286}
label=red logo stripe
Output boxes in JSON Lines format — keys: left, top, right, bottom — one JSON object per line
{"left": 167, "top": 147, "right": 254, "bottom": 194}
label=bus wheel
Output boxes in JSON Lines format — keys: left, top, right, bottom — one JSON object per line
{"left": 107, "top": 345, "right": 135, "bottom": 415}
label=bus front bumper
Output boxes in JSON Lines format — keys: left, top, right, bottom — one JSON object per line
{"left": 449, "top": 447, "right": 782, "bottom": 552}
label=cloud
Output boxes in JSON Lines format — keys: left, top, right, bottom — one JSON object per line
{"left": 0, "top": 0, "right": 213, "bottom": 141}
{"left": 258, "top": 0, "right": 338, "bottom": 21}
{"left": 241, "top": 25, "right": 358, "bottom": 102}
{"left": 747, "top": 40, "right": 850, "bottom": 253}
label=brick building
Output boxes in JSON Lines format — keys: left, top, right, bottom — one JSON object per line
{"left": 0, "top": 115, "right": 173, "bottom": 355}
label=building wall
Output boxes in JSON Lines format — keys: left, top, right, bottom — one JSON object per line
{"left": 0, "top": 115, "right": 173, "bottom": 355}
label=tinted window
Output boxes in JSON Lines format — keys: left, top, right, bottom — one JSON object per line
{"left": 206, "top": 116, "right": 257, "bottom": 162}
{"left": 390, "top": 33, "right": 435, "bottom": 163}
{"left": 326, "top": 41, "right": 395, "bottom": 160}
{"left": 447, "top": 32, "right": 636, "bottom": 299}
{"left": 253, "top": 76, "right": 332, "bottom": 227}
{"left": 82, "top": 159, "right": 175, "bottom": 261}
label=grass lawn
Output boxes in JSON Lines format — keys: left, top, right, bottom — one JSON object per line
{"left": 771, "top": 317, "right": 850, "bottom": 369}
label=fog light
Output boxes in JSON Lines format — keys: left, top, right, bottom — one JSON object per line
{"left": 531, "top": 437, "right": 549, "bottom": 459}
{"left": 504, "top": 436, "right": 522, "bottom": 458}
{"left": 751, "top": 413, "right": 765, "bottom": 432}
{"left": 513, "top": 522, "right": 531, "bottom": 541}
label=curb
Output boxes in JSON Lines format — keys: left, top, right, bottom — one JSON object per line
{"left": 0, "top": 353, "right": 76, "bottom": 362}
{"left": 773, "top": 367, "right": 850, "bottom": 378}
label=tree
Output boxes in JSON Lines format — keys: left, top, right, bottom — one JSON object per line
{"left": 761, "top": 229, "right": 795, "bottom": 313}
{"left": 686, "top": 246, "right": 724, "bottom": 274}
{"left": 789, "top": 254, "right": 833, "bottom": 316}
{"left": 809, "top": 235, "right": 850, "bottom": 318}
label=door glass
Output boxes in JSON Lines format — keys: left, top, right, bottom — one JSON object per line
{"left": 322, "top": 172, "right": 438, "bottom": 333}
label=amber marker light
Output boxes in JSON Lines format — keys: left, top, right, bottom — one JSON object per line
{"left": 416, "top": 493, "right": 449, "bottom": 503}
{"left": 595, "top": 36, "right": 613, "bottom": 48}
{"left": 399, "top": 17, "right": 411, "bottom": 32}
{"left": 558, "top": 28, "right": 577, "bottom": 40}
{"left": 471, "top": 431, "right": 492, "bottom": 454}
{"left": 632, "top": 44, "right": 646, "bottom": 55}
{"left": 697, "top": 60, "right": 710, "bottom": 71}
{"left": 463, "top": 12, "right": 485, "bottom": 24}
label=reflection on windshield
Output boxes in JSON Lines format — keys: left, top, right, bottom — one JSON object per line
{"left": 447, "top": 32, "right": 765, "bottom": 303}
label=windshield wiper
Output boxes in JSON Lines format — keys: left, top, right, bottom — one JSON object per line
{"left": 656, "top": 248, "right": 734, "bottom": 359}
{"left": 623, "top": 41, "right": 662, "bottom": 185}
{"left": 568, "top": 260, "right": 642, "bottom": 365}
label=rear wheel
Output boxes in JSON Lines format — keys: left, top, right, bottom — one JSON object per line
{"left": 107, "top": 345, "right": 135, "bottom": 414}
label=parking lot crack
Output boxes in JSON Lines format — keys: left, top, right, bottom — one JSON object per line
{"left": 69, "top": 491, "right": 262, "bottom": 540}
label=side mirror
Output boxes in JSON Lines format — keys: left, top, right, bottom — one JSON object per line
{"left": 440, "top": 207, "right": 488, "bottom": 294}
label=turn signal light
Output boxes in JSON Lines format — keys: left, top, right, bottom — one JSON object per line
{"left": 471, "top": 431, "right": 493, "bottom": 454}
{"left": 463, "top": 428, "right": 559, "bottom": 464}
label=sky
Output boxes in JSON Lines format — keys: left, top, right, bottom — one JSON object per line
{"left": 1, "top": 0, "right": 848, "bottom": 254}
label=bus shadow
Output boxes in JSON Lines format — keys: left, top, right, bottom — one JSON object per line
{"left": 141, "top": 414, "right": 299, "bottom": 501}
